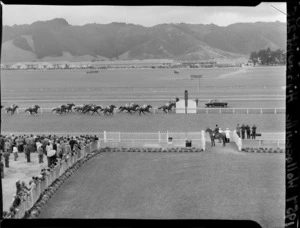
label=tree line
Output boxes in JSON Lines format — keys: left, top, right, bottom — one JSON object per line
{"left": 249, "top": 48, "right": 286, "bottom": 65}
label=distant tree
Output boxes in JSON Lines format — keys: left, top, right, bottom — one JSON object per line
{"left": 249, "top": 51, "right": 259, "bottom": 65}
{"left": 249, "top": 47, "right": 286, "bottom": 65}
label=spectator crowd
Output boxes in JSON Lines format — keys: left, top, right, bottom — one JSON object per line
{"left": 0, "top": 133, "right": 99, "bottom": 218}
{"left": 0, "top": 134, "right": 99, "bottom": 177}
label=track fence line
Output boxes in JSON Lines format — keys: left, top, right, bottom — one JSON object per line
{"left": 2, "top": 107, "right": 286, "bottom": 115}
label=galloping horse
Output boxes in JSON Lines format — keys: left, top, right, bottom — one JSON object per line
{"left": 66, "top": 103, "right": 75, "bottom": 113}
{"left": 158, "top": 102, "right": 176, "bottom": 113}
{"left": 74, "top": 105, "right": 85, "bottom": 113}
{"left": 89, "top": 105, "right": 103, "bottom": 115}
{"left": 102, "top": 105, "right": 116, "bottom": 116}
{"left": 136, "top": 105, "right": 153, "bottom": 115}
{"left": 206, "top": 127, "right": 227, "bottom": 147}
{"left": 118, "top": 103, "right": 139, "bottom": 114}
{"left": 25, "top": 105, "right": 40, "bottom": 115}
{"left": 5, "top": 105, "right": 19, "bottom": 115}
{"left": 52, "top": 107, "right": 64, "bottom": 114}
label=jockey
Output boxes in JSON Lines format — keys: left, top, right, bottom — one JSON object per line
{"left": 142, "top": 104, "right": 147, "bottom": 108}
{"left": 214, "top": 125, "right": 219, "bottom": 135}
{"left": 11, "top": 104, "right": 16, "bottom": 108}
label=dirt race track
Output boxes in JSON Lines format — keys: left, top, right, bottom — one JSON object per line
{"left": 38, "top": 149, "right": 285, "bottom": 228}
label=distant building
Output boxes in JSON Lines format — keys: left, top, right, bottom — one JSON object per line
{"left": 181, "top": 61, "right": 217, "bottom": 68}
{"left": 91, "top": 59, "right": 174, "bottom": 69}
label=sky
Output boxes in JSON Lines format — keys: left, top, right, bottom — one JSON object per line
{"left": 1, "top": 3, "right": 286, "bottom": 27}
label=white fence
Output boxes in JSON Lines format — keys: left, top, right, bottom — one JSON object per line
{"left": 2, "top": 107, "right": 286, "bottom": 115}
{"left": 5, "top": 140, "right": 99, "bottom": 219}
{"left": 102, "top": 131, "right": 206, "bottom": 150}
{"left": 232, "top": 130, "right": 242, "bottom": 151}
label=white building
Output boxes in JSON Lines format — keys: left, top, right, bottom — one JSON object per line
{"left": 176, "top": 100, "right": 197, "bottom": 114}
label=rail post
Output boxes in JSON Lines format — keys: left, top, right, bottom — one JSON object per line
{"left": 158, "top": 131, "right": 161, "bottom": 143}
{"left": 41, "top": 108, "right": 43, "bottom": 115}
{"left": 104, "top": 131, "right": 107, "bottom": 143}
{"left": 233, "top": 108, "right": 235, "bottom": 114}
{"left": 261, "top": 109, "right": 262, "bottom": 114}
{"left": 167, "top": 131, "right": 169, "bottom": 141}
{"left": 201, "top": 130, "right": 206, "bottom": 151}
{"left": 275, "top": 108, "right": 277, "bottom": 114}
{"left": 118, "top": 132, "right": 121, "bottom": 142}
{"left": 247, "top": 108, "right": 249, "bottom": 114}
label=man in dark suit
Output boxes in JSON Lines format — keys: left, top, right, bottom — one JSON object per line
{"left": 251, "top": 124, "right": 257, "bottom": 139}
{"left": 241, "top": 124, "right": 246, "bottom": 139}
{"left": 3, "top": 150, "right": 10, "bottom": 167}
{"left": 24, "top": 144, "right": 31, "bottom": 163}
{"left": 246, "top": 125, "right": 251, "bottom": 139}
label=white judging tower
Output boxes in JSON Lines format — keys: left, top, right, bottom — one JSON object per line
{"left": 176, "top": 90, "right": 197, "bottom": 114}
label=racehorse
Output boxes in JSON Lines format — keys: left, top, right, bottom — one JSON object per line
{"left": 52, "top": 107, "right": 64, "bottom": 114}
{"left": 136, "top": 105, "right": 153, "bottom": 115}
{"left": 88, "top": 105, "right": 103, "bottom": 115}
{"left": 66, "top": 103, "right": 75, "bottom": 113}
{"left": 102, "top": 105, "right": 116, "bottom": 116}
{"left": 25, "top": 105, "right": 40, "bottom": 115}
{"left": 205, "top": 127, "right": 227, "bottom": 147}
{"left": 60, "top": 105, "right": 68, "bottom": 114}
{"left": 82, "top": 104, "right": 93, "bottom": 113}
{"left": 73, "top": 104, "right": 86, "bottom": 113}
{"left": 118, "top": 103, "right": 139, "bottom": 114}
{"left": 158, "top": 102, "right": 176, "bottom": 113}
{"left": 5, "top": 105, "right": 19, "bottom": 115}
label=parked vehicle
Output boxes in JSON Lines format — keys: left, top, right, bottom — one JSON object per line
{"left": 205, "top": 99, "right": 228, "bottom": 107}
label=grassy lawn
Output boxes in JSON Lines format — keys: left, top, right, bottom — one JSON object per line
{"left": 38, "top": 151, "right": 285, "bottom": 228}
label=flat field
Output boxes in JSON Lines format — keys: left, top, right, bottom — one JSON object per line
{"left": 38, "top": 151, "right": 285, "bottom": 228}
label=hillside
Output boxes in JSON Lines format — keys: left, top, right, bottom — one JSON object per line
{"left": 1, "top": 18, "right": 286, "bottom": 63}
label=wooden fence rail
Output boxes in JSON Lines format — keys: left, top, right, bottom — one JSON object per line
{"left": 2, "top": 107, "right": 286, "bottom": 115}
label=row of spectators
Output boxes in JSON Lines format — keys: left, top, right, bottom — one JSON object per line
{"left": 0, "top": 134, "right": 99, "bottom": 177}
{"left": 235, "top": 124, "right": 257, "bottom": 139}
{"left": 1, "top": 134, "right": 99, "bottom": 218}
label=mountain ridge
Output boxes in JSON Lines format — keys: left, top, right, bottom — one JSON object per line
{"left": 1, "top": 18, "right": 286, "bottom": 63}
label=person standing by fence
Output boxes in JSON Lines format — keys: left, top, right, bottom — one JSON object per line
{"left": 12, "top": 146, "right": 18, "bottom": 161}
{"left": 224, "top": 128, "right": 231, "bottom": 143}
{"left": 251, "top": 124, "right": 257, "bottom": 139}
{"left": 241, "top": 124, "right": 246, "bottom": 139}
{"left": 3, "top": 150, "right": 10, "bottom": 168}
{"left": 246, "top": 125, "right": 251, "bottom": 139}
{"left": 24, "top": 144, "right": 31, "bottom": 163}
{"left": 5, "top": 139, "right": 12, "bottom": 154}
{"left": 235, "top": 124, "right": 241, "bottom": 137}
{"left": 37, "top": 145, "right": 44, "bottom": 163}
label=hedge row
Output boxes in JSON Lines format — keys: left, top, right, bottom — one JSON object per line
{"left": 241, "top": 147, "right": 285, "bottom": 153}
{"left": 99, "top": 147, "right": 204, "bottom": 153}
{"left": 24, "top": 150, "right": 101, "bottom": 219}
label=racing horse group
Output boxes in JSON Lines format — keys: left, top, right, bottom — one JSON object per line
{"left": 2, "top": 99, "right": 178, "bottom": 116}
